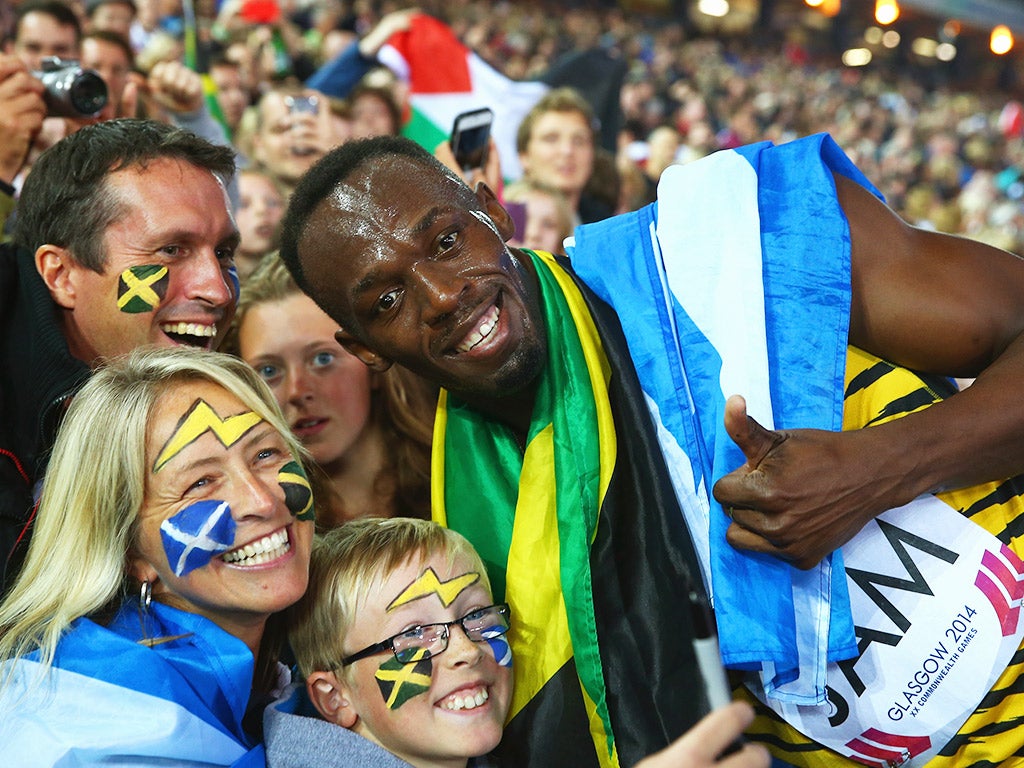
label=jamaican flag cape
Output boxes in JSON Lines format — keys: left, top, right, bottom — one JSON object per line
{"left": 739, "top": 347, "right": 1024, "bottom": 767}
{"left": 432, "top": 249, "right": 707, "bottom": 768}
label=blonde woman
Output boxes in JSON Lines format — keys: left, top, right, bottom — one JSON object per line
{"left": 0, "top": 346, "right": 315, "bottom": 765}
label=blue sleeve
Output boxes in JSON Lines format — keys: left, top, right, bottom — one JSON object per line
{"left": 305, "top": 42, "right": 376, "bottom": 98}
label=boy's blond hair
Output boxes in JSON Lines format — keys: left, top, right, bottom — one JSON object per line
{"left": 289, "top": 517, "right": 492, "bottom": 680}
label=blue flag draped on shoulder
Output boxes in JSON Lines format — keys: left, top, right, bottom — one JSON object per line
{"left": 0, "top": 601, "right": 264, "bottom": 766}
{"left": 568, "top": 133, "right": 880, "bottom": 704}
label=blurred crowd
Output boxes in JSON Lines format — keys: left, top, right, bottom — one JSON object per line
{"left": 6, "top": 0, "right": 1024, "bottom": 252}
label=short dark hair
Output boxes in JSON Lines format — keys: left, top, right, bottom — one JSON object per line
{"left": 15, "top": 0, "right": 82, "bottom": 43}
{"left": 84, "top": 0, "right": 137, "bottom": 18}
{"left": 83, "top": 29, "right": 135, "bottom": 69}
{"left": 279, "top": 135, "right": 464, "bottom": 302}
{"left": 15, "top": 119, "right": 237, "bottom": 271}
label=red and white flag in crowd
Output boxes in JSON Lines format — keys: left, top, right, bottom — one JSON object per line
{"left": 379, "top": 13, "right": 548, "bottom": 180}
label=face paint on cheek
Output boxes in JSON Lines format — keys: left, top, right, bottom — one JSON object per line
{"left": 482, "top": 631, "right": 513, "bottom": 668}
{"left": 374, "top": 650, "right": 433, "bottom": 710}
{"left": 227, "top": 265, "right": 240, "bottom": 301}
{"left": 278, "top": 460, "right": 314, "bottom": 520}
{"left": 118, "top": 264, "right": 169, "bottom": 313}
{"left": 159, "top": 499, "right": 237, "bottom": 576}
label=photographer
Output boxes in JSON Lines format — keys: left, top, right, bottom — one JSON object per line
{"left": 3, "top": 0, "right": 80, "bottom": 72}
{"left": 0, "top": 55, "right": 45, "bottom": 234}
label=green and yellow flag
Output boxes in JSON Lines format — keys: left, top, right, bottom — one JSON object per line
{"left": 433, "top": 251, "right": 707, "bottom": 767}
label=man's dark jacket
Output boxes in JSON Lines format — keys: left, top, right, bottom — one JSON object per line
{"left": 0, "top": 244, "right": 89, "bottom": 592}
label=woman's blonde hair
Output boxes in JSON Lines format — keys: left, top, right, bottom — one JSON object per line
{"left": 226, "top": 253, "right": 435, "bottom": 522}
{"left": 289, "top": 517, "right": 490, "bottom": 680}
{"left": 0, "top": 346, "right": 304, "bottom": 680}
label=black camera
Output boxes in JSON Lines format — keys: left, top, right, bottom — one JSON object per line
{"left": 32, "top": 57, "right": 108, "bottom": 118}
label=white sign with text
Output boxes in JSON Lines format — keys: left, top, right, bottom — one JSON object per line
{"left": 758, "top": 495, "right": 1024, "bottom": 766}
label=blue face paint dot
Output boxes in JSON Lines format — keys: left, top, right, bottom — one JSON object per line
{"left": 227, "top": 265, "right": 240, "bottom": 301}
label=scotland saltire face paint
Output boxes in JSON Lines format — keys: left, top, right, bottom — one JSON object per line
{"left": 481, "top": 626, "right": 513, "bottom": 668}
{"left": 387, "top": 567, "right": 480, "bottom": 611}
{"left": 160, "top": 499, "right": 236, "bottom": 576}
{"left": 118, "top": 265, "right": 169, "bottom": 313}
{"left": 278, "top": 460, "right": 314, "bottom": 520}
{"left": 375, "top": 648, "right": 433, "bottom": 709}
{"left": 153, "top": 399, "right": 263, "bottom": 472}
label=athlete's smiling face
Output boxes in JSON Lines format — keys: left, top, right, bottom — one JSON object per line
{"left": 130, "top": 379, "right": 312, "bottom": 638}
{"left": 296, "top": 154, "right": 547, "bottom": 403}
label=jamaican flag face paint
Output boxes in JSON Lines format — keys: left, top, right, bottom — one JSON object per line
{"left": 278, "top": 460, "right": 314, "bottom": 520}
{"left": 118, "top": 264, "right": 169, "bottom": 313}
{"left": 375, "top": 647, "right": 433, "bottom": 710}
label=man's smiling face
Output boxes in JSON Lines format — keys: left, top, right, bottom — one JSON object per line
{"left": 53, "top": 158, "right": 239, "bottom": 366}
{"left": 297, "top": 155, "right": 547, "bottom": 403}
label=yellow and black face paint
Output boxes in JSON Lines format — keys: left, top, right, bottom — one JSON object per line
{"left": 153, "top": 399, "right": 263, "bottom": 472}
{"left": 118, "top": 265, "right": 169, "bottom": 313}
{"left": 386, "top": 567, "right": 480, "bottom": 612}
{"left": 375, "top": 648, "right": 432, "bottom": 710}
{"left": 278, "top": 460, "right": 314, "bottom": 521}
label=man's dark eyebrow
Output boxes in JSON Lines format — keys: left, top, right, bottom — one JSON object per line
{"left": 350, "top": 205, "right": 450, "bottom": 298}
{"left": 412, "top": 206, "right": 447, "bottom": 236}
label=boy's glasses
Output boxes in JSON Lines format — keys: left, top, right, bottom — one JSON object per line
{"left": 341, "top": 603, "right": 511, "bottom": 666}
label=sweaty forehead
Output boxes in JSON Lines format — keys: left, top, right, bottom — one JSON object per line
{"left": 297, "top": 155, "right": 466, "bottom": 296}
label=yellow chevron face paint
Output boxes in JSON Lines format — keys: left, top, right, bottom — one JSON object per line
{"left": 386, "top": 567, "right": 480, "bottom": 611}
{"left": 153, "top": 398, "right": 263, "bottom": 472}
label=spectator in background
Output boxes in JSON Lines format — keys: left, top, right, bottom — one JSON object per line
{"left": 84, "top": 0, "right": 137, "bottom": 38}
{"left": 4, "top": 0, "right": 81, "bottom": 71}
{"left": 234, "top": 167, "right": 285, "bottom": 280}
{"left": 250, "top": 84, "right": 337, "bottom": 198}
{"left": 516, "top": 86, "right": 613, "bottom": 225}
{"left": 348, "top": 78, "right": 403, "bottom": 139}
{"left": 80, "top": 30, "right": 134, "bottom": 121}
{"left": 208, "top": 52, "right": 251, "bottom": 140}
{"left": 229, "top": 253, "right": 434, "bottom": 526}
{"left": 305, "top": 6, "right": 417, "bottom": 104}
{"left": 503, "top": 178, "right": 574, "bottom": 256}
{"left": 0, "top": 55, "right": 45, "bottom": 232}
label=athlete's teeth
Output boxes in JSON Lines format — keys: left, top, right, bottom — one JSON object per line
{"left": 457, "top": 306, "right": 499, "bottom": 353}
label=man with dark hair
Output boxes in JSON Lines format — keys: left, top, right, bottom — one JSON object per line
{"left": 280, "top": 134, "right": 1024, "bottom": 767}
{"left": 4, "top": 0, "right": 82, "bottom": 71}
{"left": 84, "top": 0, "right": 137, "bottom": 38}
{"left": 0, "top": 118, "right": 240, "bottom": 592}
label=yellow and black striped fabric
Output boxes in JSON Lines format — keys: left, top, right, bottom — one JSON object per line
{"left": 741, "top": 345, "right": 1024, "bottom": 767}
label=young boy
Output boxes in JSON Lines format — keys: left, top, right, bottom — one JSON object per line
{"left": 265, "top": 517, "right": 514, "bottom": 768}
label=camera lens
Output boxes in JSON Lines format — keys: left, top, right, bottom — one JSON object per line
{"left": 34, "top": 59, "right": 109, "bottom": 117}
{"left": 68, "top": 71, "right": 108, "bottom": 116}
